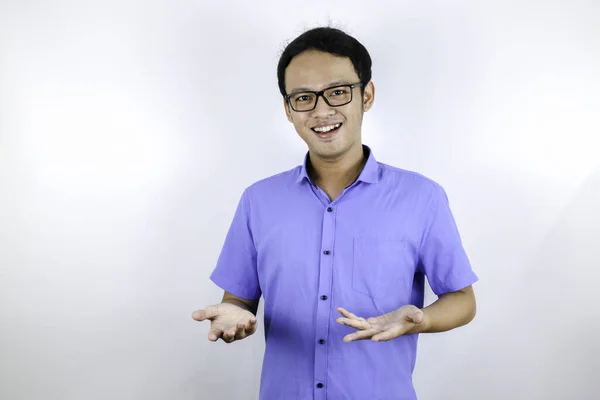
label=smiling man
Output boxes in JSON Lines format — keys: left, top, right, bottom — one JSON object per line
{"left": 192, "top": 27, "right": 478, "bottom": 400}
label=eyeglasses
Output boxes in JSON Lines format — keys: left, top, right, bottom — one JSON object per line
{"left": 285, "top": 82, "right": 363, "bottom": 112}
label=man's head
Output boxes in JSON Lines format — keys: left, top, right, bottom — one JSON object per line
{"left": 277, "top": 27, "right": 375, "bottom": 160}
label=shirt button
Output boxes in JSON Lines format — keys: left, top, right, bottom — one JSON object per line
{"left": 319, "top": 339, "right": 325, "bottom": 344}
{"left": 317, "top": 383, "right": 324, "bottom": 389}
{"left": 323, "top": 250, "right": 330, "bottom": 255}
{"left": 321, "top": 295, "right": 328, "bottom": 300}
{"left": 327, "top": 207, "right": 333, "bottom": 212}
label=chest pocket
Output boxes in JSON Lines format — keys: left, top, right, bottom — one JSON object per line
{"left": 352, "top": 237, "right": 414, "bottom": 301}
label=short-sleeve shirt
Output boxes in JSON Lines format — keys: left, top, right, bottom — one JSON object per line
{"left": 210, "top": 145, "right": 478, "bottom": 400}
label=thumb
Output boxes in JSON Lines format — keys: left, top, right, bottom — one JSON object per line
{"left": 192, "top": 305, "right": 218, "bottom": 322}
{"left": 406, "top": 309, "right": 424, "bottom": 324}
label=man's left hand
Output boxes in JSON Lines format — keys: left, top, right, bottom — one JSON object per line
{"left": 336, "top": 305, "right": 426, "bottom": 342}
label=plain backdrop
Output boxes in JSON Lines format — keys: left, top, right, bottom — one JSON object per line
{"left": 1, "top": 1, "right": 599, "bottom": 399}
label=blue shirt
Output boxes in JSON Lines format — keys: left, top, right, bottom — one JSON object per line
{"left": 210, "top": 145, "right": 479, "bottom": 399}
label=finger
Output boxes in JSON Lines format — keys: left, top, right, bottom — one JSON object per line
{"left": 372, "top": 325, "right": 407, "bottom": 342}
{"left": 233, "top": 322, "right": 247, "bottom": 339}
{"left": 336, "top": 307, "right": 361, "bottom": 320}
{"left": 221, "top": 329, "right": 237, "bottom": 343}
{"left": 221, "top": 335, "right": 235, "bottom": 344}
{"left": 234, "top": 326, "right": 247, "bottom": 340}
{"left": 246, "top": 320, "right": 258, "bottom": 335}
{"left": 192, "top": 306, "right": 218, "bottom": 322}
{"left": 208, "top": 327, "right": 223, "bottom": 342}
{"left": 236, "top": 319, "right": 255, "bottom": 331}
{"left": 336, "top": 317, "right": 371, "bottom": 330}
{"left": 343, "top": 328, "right": 380, "bottom": 342}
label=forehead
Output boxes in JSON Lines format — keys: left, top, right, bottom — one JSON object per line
{"left": 285, "top": 50, "right": 359, "bottom": 93}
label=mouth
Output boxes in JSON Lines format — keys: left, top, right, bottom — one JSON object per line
{"left": 311, "top": 122, "right": 343, "bottom": 136}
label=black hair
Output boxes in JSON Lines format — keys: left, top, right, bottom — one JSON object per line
{"left": 276, "top": 27, "right": 372, "bottom": 96}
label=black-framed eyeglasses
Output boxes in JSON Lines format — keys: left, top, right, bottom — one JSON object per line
{"left": 285, "top": 82, "right": 363, "bottom": 112}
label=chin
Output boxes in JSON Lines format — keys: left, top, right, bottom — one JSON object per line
{"left": 312, "top": 144, "right": 348, "bottom": 159}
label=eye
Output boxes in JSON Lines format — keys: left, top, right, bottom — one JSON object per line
{"left": 293, "top": 93, "right": 313, "bottom": 103}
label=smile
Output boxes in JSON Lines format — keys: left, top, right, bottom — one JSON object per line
{"left": 312, "top": 123, "right": 342, "bottom": 134}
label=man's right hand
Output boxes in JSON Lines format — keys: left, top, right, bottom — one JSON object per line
{"left": 192, "top": 302, "right": 257, "bottom": 343}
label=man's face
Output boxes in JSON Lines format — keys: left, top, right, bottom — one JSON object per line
{"left": 284, "top": 50, "right": 374, "bottom": 160}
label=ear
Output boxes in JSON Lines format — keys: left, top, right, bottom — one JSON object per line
{"left": 283, "top": 97, "right": 293, "bottom": 122}
{"left": 362, "top": 81, "right": 375, "bottom": 112}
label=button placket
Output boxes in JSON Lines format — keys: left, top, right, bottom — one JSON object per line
{"left": 314, "top": 202, "right": 336, "bottom": 398}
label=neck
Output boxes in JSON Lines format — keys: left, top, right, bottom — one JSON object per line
{"left": 307, "top": 144, "right": 366, "bottom": 189}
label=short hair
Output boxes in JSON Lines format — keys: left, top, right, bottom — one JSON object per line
{"left": 276, "top": 27, "right": 372, "bottom": 97}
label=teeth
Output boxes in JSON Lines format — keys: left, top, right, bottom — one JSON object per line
{"left": 314, "top": 123, "right": 341, "bottom": 133}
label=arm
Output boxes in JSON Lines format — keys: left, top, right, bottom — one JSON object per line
{"left": 193, "top": 189, "right": 262, "bottom": 343}
{"left": 406, "top": 285, "right": 476, "bottom": 335}
{"left": 412, "top": 185, "right": 478, "bottom": 333}
{"left": 336, "top": 286, "right": 476, "bottom": 342}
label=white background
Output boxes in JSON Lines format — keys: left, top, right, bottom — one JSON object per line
{"left": 1, "top": 1, "right": 599, "bottom": 399}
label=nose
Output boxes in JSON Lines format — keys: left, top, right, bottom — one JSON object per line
{"left": 310, "top": 94, "right": 335, "bottom": 117}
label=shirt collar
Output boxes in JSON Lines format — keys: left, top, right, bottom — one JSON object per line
{"left": 296, "top": 144, "right": 380, "bottom": 185}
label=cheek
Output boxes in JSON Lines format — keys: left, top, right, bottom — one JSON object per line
{"left": 291, "top": 118, "right": 309, "bottom": 135}
{"left": 351, "top": 106, "right": 365, "bottom": 124}
{"left": 341, "top": 112, "right": 358, "bottom": 127}
{"left": 295, "top": 117, "right": 309, "bottom": 129}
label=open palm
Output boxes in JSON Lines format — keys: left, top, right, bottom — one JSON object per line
{"left": 336, "top": 304, "right": 425, "bottom": 342}
{"left": 192, "top": 302, "right": 257, "bottom": 343}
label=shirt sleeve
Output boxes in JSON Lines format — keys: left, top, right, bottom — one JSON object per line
{"left": 418, "top": 185, "right": 478, "bottom": 295}
{"left": 209, "top": 188, "right": 261, "bottom": 300}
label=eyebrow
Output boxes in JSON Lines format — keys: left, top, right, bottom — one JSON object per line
{"left": 289, "top": 80, "right": 351, "bottom": 94}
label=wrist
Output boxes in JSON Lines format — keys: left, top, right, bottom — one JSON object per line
{"left": 404, "top": 308, "right": 430, "bottom": 335}
{"left": 223, "top": 298, "right": 256, "bottom": 315}
{"left": 417, "top": 308, "right": 432, "bottom": 333}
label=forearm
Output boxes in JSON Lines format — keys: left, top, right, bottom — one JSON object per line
{"left": 411, "top": 286, "right": 476, "bottom": 334}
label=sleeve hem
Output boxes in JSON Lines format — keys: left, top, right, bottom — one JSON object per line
{"left": 209, "top": 274, "right": 261, "bottom": 300}
{"left": 431, "top": 270, "right": 479, "bottom": 296}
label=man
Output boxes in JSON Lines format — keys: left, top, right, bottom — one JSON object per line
{"left": 192, "top": 27, "right": 478, "bottom": 400}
